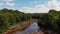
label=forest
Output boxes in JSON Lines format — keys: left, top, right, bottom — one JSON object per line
{"left": 0, "top": 8, "right": 60, "bottom": 34}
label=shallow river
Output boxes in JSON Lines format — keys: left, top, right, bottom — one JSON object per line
{"left": 13, "top": 22, "right": 40, "bottom": 34}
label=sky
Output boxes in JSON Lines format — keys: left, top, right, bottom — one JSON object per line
{"left": 0, "top": 0, "right": 60, "bottom": 13}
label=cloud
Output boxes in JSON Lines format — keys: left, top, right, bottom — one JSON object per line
{"left": 34, "top": 1, "right": 38, "bottom": 4}
{"left": 34, "top": 5, "right": 49, "bottom": 13}
{"left": 19, "top": 4, "right": 49, "bottom": 13}
{"left": 6, "top": 2, "right": 15, "bottom": 7}
{"left": 8, "top": 8, "right": 15, "bottom": 10}
{"left": 30, "top": 1, "right": 38, "bottom": 4}
{"left": 4, "top": 0, "right": 13, "bottom": 2}
{"left": 20, "top": 7, "right": 34, "bottom": 13}
{"left": 0, "top": 3, "right": 4, "bottom": 7}
{"left": 48, "top": 0, "right": 60, "bottom": 11}
{"left": 19, "top": 0, "right": 60, "bottom": 13}
{"left": 3, "top": 0, "right": 15, "bottom": 7}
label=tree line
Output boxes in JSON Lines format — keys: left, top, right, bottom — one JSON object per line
{"left": 0, "top": 8, "right": 60, "bottom": 34}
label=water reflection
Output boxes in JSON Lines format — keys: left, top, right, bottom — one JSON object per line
{"left": 14, "top": 22, "right": 39, "bottom": 34}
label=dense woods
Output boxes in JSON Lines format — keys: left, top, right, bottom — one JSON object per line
{"left": 0, "top": 8, "right": 32, "bottom": 34}
{"left": 0, "top": 8, "right": 60, "bottom": 34}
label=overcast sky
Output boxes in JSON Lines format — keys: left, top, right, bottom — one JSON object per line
{"left": 0, "top": 0, "right": 60, "bottom": 13}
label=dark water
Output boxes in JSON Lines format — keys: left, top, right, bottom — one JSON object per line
{"left": 13, "top": 22, "right": 39, "bottom": 34}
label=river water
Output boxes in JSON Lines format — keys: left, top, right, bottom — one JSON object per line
{"left": 13, "top": 22, "right": 40, "bottom": 34}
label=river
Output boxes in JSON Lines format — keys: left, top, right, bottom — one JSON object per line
{"left": 13, "top": 22, "right": 40, "bottom": 34}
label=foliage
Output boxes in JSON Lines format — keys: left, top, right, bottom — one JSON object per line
{"left": 0, "top": 8, "right": 60, "bottom": 34}
{"left": 0, "top": 8, "right": 31, "bottom": 34}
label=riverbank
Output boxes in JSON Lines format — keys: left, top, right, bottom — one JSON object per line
{"left": 4, "top": 20, "right": 32, "bottom": 34}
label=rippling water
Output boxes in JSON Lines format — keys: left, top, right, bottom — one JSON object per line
{"left": 14, "top": 22, "right": 39, "bottom": 34}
